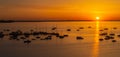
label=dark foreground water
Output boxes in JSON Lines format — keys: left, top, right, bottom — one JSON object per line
{"left": 0, "top": 21, "right": 120, "bottom": 57}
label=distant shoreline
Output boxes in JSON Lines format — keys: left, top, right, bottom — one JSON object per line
{"left": 0, "top": 20, "right": 120, "bottom": 23}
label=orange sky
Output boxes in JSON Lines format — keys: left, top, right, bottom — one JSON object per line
{"left": 0, "top": 0, "right": 120, "bottom": 20}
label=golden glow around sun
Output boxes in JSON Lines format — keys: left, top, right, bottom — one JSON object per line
{"left": 96, "top": 17, "right": 100, "bottom": 20}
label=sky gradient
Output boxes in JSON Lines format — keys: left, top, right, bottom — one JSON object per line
{"left": 0, "top": 0, "right": 120, "bottom": 20}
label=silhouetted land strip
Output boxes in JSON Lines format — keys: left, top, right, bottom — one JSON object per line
{"left": 15, "top": 20, "right": 120, "bottom": 22}
{"left": 14, "top": 20, "right": 95, "bottom": 22}
{"left": 0, "top": 20, "right": 15, "bottom": 23}
{"left": 0, "top": 20, "right": 120, "bottom": 23}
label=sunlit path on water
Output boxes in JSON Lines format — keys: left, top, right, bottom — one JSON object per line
{"left": 92, "top": 21, "right": 99, "bottom": 57}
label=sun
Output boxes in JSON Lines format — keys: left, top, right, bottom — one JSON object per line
{"left": 96, "top": 17, "right": 100, "bottom": 20}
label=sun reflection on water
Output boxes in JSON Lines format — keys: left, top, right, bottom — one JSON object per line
{"left": 92, "top": 21, "right": 100, "bottom": 57}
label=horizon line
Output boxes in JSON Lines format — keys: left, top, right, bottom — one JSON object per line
{"left": 1, "top": 20, "right": 120, "bottom": 22}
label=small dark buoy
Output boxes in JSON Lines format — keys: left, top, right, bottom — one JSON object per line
{"left": 99, "top": 33, "right": 108, "bottom": 36}
{"left": 109, "top": 33, "right": 115, "bottom": 36}
{"left": 113, "top": 27, "right": 117, "bottom": 30}
{"left": 99, "top": 30, "right": 104, "bottom": 31}
{"left": 112, "top": 40, "right": 116, "bottom": 42}
{"left": 30, "top": 29, "right": 34, "bottom": 32}
{"left": 64, "top": 35, "right": 68, "bottom": 37}
{"left": 24, "top": 40, "right": 31, "bottom": 44}
{"left": 99, "top": 38, "right": 104, "bottom": 41}
{"left": 32, "top": 39, "right": 36, "bottom": 40}
{"left": 76, "top": 36, "right": 84, "bottom": 40}
{"left": 109, "top": 36, "right": 114, "bottom": 39}
{"left": 104, "top": 36, "right": 114, "bottom": 39}
{"left": 59, "top": 36, "right": 64, "bottom": 39}
{"left": 88, "top": 26, "right": 92, "bottom": 28}
{"left": 67, "top": 29, "right": 71, "bottom": 31}
{"left": 0, "top": 32, "right": 4, "bottom": 39}
{"left": 77, "top": 29, "right": 80, "bottom": 31}
{"left": 45, "top": 36, "right": 52, "bottom": 40}
{"left": 104, "top": 37, "right": 110, "bottom": 40}
{"left": 79, "top": 27, "right": 84, "bottom": 29}
{"left": 104, "top": 28, "right": 108, "bottom": 30}
{"left": 52, "top": 27, "right": 57, "bottom": 30}
{"left": 23, "top": 32, "right": 30, "bottom": 38}
{"left": 117, "top": 35, "right": 120, "bottom": 37}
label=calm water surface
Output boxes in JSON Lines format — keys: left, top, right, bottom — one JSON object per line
{"left": 0, "top": 21, "right": 120, "bottom": 57}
